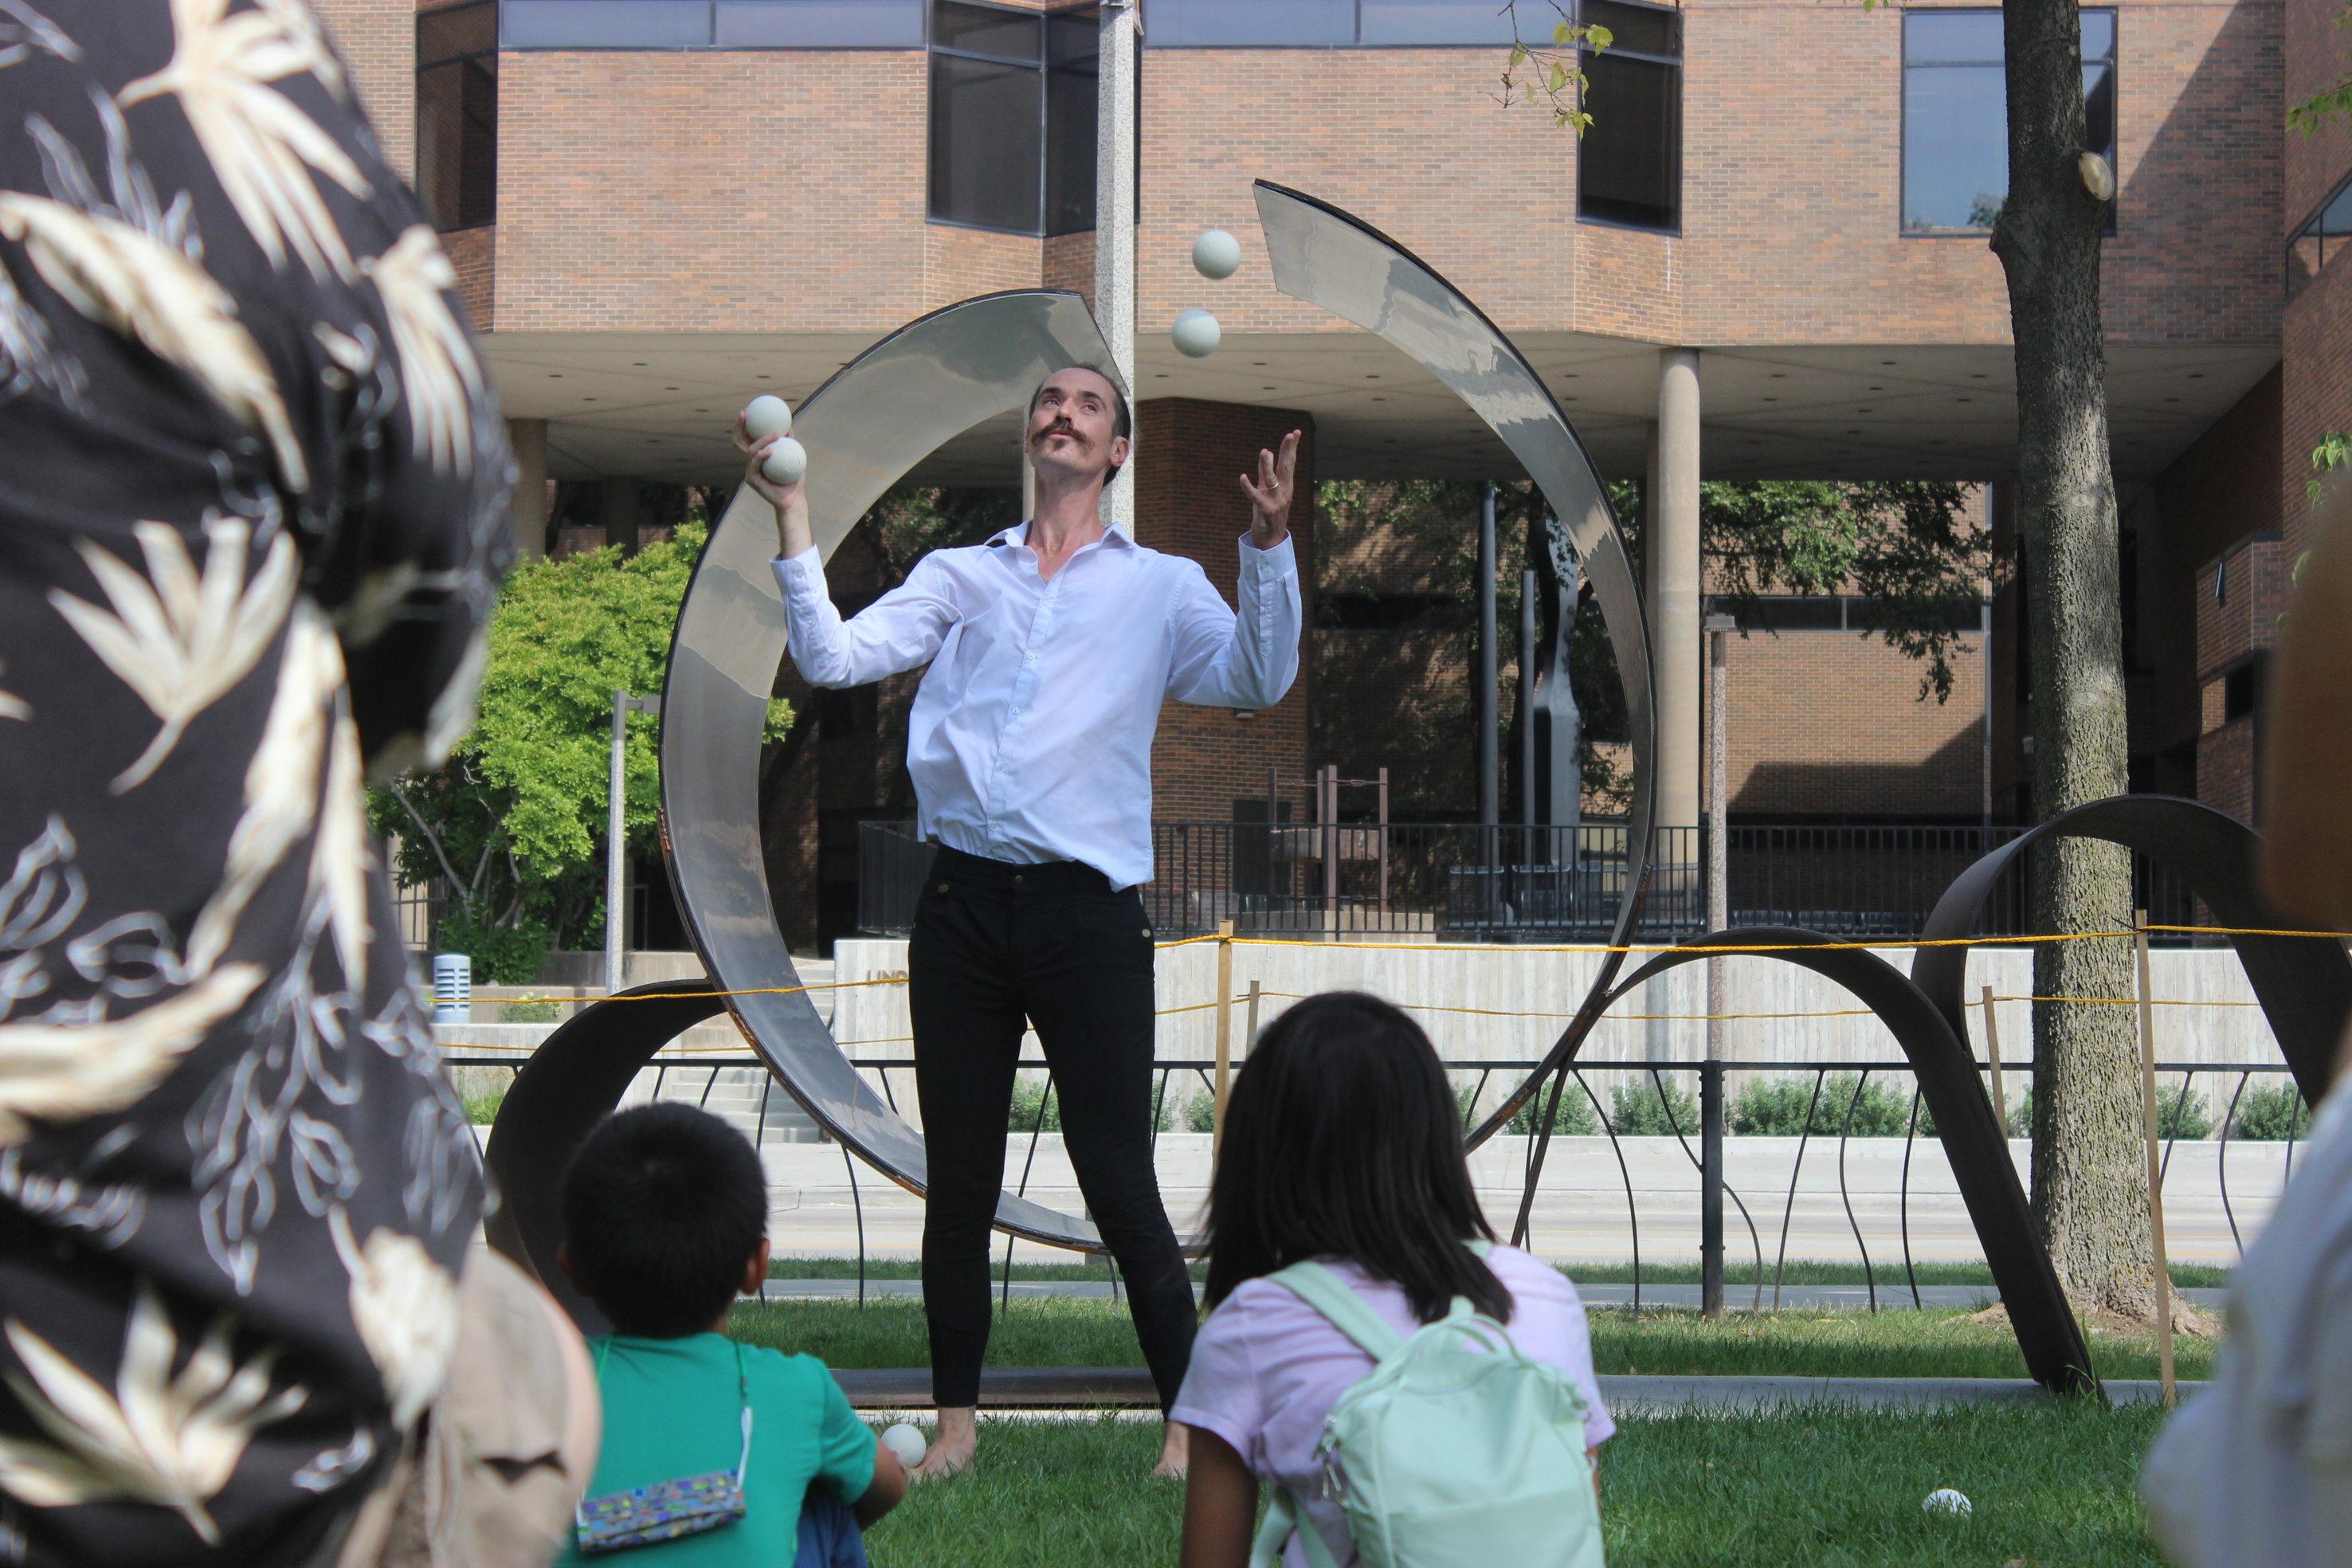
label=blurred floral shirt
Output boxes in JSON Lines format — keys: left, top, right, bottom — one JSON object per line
{"left": 0, "top": 1, "right": 512, "bottom": 1562}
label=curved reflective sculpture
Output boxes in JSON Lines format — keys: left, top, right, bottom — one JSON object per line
{"left": 1249, "top": 182, "right": 1659, "bottom": 1146}
{"left": 483, "top": 980, "right": 729, "bottom": 1334}
{"left": 660, "top": 290, "right": 1127, "bottom": 1249}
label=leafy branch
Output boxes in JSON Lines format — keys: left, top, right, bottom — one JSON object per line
{"left": 2290, "top": 3, "right": 2352, "bottom": 134}
{"left": 1498, "top": 2, "right": 1610, "bottom": 136}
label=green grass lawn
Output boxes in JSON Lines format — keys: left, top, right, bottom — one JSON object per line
{"left": 857, "top": 1403, "right": 2170, "bottom": 1568}
{"left": 731, "top": 1296, "right": 2219, "bottom": 1383}
{"left": 768, "top": 1254, "right": 2232, "bottom": 1289}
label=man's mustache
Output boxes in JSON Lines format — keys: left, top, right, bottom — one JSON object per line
{"left": 1033, "top": 421, "right": 1081, "bottom": 444}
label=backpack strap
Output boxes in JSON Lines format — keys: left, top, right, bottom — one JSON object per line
{"left": 1252, "top": 1486, "right": 1345, "bottom": 1568}
{"left": 1264, "top": 1262, "right": 1404, "bottom": 1361}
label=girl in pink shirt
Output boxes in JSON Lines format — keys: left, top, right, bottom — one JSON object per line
{"left": 1171, "top": 992, "right": 1613, "bottom": 1568}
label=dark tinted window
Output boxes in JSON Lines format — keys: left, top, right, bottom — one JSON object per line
{"left": 417, "top": 2, "right": 497, "bottom": 231}
{"left": 927, "top": 1, "right": 1098, "bottom": 235}
{"left": 930, "top": 52, "right": 1042, "bottom": 231}
{"left": 2287, "top": 178, "right": 2352, "bottom": 297}
{"left": 1577, "top": 1, "right": 1680, "bottom": 232}
{"left": 932, "top": 0, "right": 1039, "bottom": 59}
{"left": 1902, "top": 9, "right": 2116, "bottom": 234}
{"left": 1044, "top": 54, "right": 1099, "bottom": 235}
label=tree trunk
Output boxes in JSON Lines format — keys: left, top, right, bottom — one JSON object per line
{"left": 1990, "top": 0, "right": 2151, "bottom": 1318}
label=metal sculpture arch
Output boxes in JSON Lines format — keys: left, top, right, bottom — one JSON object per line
{"left": 1587, "top": 933, "right": 2099, "bottom": 1394}
{"left": 604, "top": 186, "right": 1666, "bottom": 1252}
{"left": 1909, "top": 794, "right": 2351, "bottom": 1103}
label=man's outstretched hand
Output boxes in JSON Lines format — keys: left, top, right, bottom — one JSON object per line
{"left": 1240, "top": 429, "right": 1301, "bottom": 550}
{"left": 734, "top": 409, "right": 813, "bottom": 559}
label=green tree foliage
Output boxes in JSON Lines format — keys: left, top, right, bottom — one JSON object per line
{"left": 1729, "top": 1074, "right": 1919, "bottom": 1137}
{"left": 2226, "top": 1083, "right": 2311, "bottom": 1142}
{"left": 370, "top": 523, "right": 794, "bottom": 981}
{"left": 1607, "top": 1072, "right": 1700, "bottom": 1136}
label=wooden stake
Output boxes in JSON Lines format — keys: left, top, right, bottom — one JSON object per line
{"left": 1245, "top": 979, "right": 1262, "bottom": 1057}
{"left": 1981, "top": 984, "right": 2008, "bottom": 1133}
{"left": 2134, "top": 908, "right": 2178, "bottom": 1405}
{"left": 1213, "top": 920, "right": 1233, "bottom": 1158}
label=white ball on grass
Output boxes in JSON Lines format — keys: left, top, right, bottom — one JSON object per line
{"left": 1922, "top": 1488, "right": 1972, "bottom": 1517}
{"left": 761, "top": 436, "right": 807, "bottom": 484}
{"left": 880, "top": 1422, "right": 927, "bottom": 1468}
{"left": 743, "top": 394, "right": 793, "bottom": 441}
{"left": 1192, "top": 229, "right": 1242, "bottom": 280}
{"left": 1171, "top": 308, "right": 1221, "bottom": 359}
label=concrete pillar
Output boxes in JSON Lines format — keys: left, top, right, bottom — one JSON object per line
{"left": 1652, "top": 347, "right": 1703, "bottom": 828}
{"left": 508, "top": 417, "right": 547, "bottom": 560}
{"left": 1094, "top": 0, "right": 1139, "bottom": 535}
{"left": 600, "top": 478, "right": 641, "bottom": 555}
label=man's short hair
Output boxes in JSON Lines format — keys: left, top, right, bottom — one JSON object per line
{"left": 561, "top": 1103, "right": 766, "bottom": 1338}
{"left": 1031, "top": 364, "right": 1132, "bottom": 484}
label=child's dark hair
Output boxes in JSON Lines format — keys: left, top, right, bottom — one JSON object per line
{"left": 561, "top": 1103, "right": 767, "bottom": 1338}
{"left": 1201, "top": 991, "right": 1511, "bottom": 1324}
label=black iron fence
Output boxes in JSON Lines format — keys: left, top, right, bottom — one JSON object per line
{"left": 857, "top": 821, "right": 2205, "bottom": 943}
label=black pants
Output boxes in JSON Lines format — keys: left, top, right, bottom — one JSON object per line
{"left": 908, "top": 846, "right": 1195, "bottom": 1412}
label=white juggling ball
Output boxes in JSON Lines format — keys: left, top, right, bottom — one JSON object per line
{"left": 880, "top": 1423, "right": 927, "bottom": 1468}
{"left": 744, "top": 394, "right": 793, "bottom": 441}
{"left": 760, "top": 436, "right": 808, "bottom": 484}
{"left": 1172, "top": 308, "right": 1221, "bottom": 359}
{"left": 1922, "top": 1488, "right": 1971, "bottom": 1518}
{"left": 1192, "top": 229, "right": 1242, "bottom": 280}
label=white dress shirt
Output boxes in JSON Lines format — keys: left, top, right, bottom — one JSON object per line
{"left": 772, "top": 521, "right": 1302, "bottom": 888}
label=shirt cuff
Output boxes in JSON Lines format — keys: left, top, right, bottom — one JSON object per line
{"left": 1236, "top": 531, "right": 1297, "bottom": 573}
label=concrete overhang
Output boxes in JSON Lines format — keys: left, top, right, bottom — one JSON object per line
{"left": 480, "top": 328, "right": 2279, "bottom": 489}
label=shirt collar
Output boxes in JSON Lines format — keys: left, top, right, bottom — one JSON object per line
{"left": 987, "top": 519, "right": 1135, "bottom": 552}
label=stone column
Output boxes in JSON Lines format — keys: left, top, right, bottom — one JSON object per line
{"left": 508, "top": 417, "right": 547, "bottom": 560}
{"left": 1095, "top": 0, "right": 1139, "bottom": 535}
{"left": 1652, "top": 347, "right": 1703, "bottom": 829}
{"left": 600, "top": 478, "right": 641, "bottom": 555}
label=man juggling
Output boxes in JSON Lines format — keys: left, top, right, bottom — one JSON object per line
{"left": 736, "top": 367, "right": 1302, "bottom": 1479}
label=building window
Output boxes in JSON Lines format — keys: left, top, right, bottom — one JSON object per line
{"left": 927, "top": 2, "right": 1100, "bottom": 237}
{"left": 498, "top": 0, "right": 927, "bottom": 50}
{"left": 1902, "top": 8, "right": 2116, "bottom": 235}
{"left": 418, "top": 2, "right": 499, "bottom": 233}
{"left": 2287, "top": 175, "right": 2352, "bottom": 299}
{"left": 1576, "top": 0, "right": 1680, "bottom": 232}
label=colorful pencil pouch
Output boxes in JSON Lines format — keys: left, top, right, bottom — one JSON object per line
{"left": 575, "top": 1342, "right": 754, "bottom": 1554}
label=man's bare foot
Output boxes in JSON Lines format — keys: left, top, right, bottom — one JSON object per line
{"left": 910, "top": 1407, "right": 977, "bottom": 1483}
{"left": 1151, "top": 1419, "right": 1189, "bottom": 1480}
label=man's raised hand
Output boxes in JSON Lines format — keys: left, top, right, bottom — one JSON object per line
{"left": 1240, "top": 429, "right": 1301, "bottom": 550}
{"left": 735, "top": 410, "right": 813, "bottom": 559}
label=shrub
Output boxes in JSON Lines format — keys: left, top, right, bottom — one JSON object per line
{"left": 463, "top": 1086, "right": 507, "bottom": 1125}
{"left": 435, "top": 911, "right": 554, "bottom": 988}
{"left": 1503, "top": 1081, "right": 1601, "bottom": 1136}
{"left": 1009, "top": 1077, "right": 1061, "bottom": 1133}
{"left": 1729, "top": 1074, "right": 1915, "bottom": 1138}
{"left": 1181, "top": 1091, "right": 1217, "bottom": 1133}
{"left": 2226, "top": 1082, "right": 2311, "bottom": 1141}
{"left": 1607, "top": 1073, "right": 1699, "bottom": 1136}
{"left": 2156, "top": 1084, "right": 2213, "bottom": 1141}
{"left": 500, "top": 997, "right": 560, "bottom": 1022}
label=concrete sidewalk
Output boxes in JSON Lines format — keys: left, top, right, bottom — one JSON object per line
{"left": 751, "top": 1277, "right": 2229, "bottom": 1311}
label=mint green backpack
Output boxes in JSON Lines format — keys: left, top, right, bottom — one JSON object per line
{"left": 1249, "top": 1247, "right": 1605, "bottom": 1568}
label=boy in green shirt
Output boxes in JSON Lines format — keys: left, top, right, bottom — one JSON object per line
{"left": 555, "top": 1104, "right": 907, "bottom": 1564}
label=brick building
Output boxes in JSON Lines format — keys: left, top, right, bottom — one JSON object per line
{"left": 313, "top": 0, "right": 2318, "bottom": 948}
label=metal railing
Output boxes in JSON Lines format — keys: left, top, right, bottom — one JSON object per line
{"left": 857, "top": 820, "right": 2207, "bottom": 943}
{"left": 450, "top": 1050, "right": 2302, "bottom": 1312}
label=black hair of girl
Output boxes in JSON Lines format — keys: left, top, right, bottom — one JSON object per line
{"left": 1201, "top": 991, "right": 1512, "bottom": 1324}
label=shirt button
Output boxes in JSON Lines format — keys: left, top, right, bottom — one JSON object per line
{"left": 1013, "top": 874, "right": 1024, "bottom": 884}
